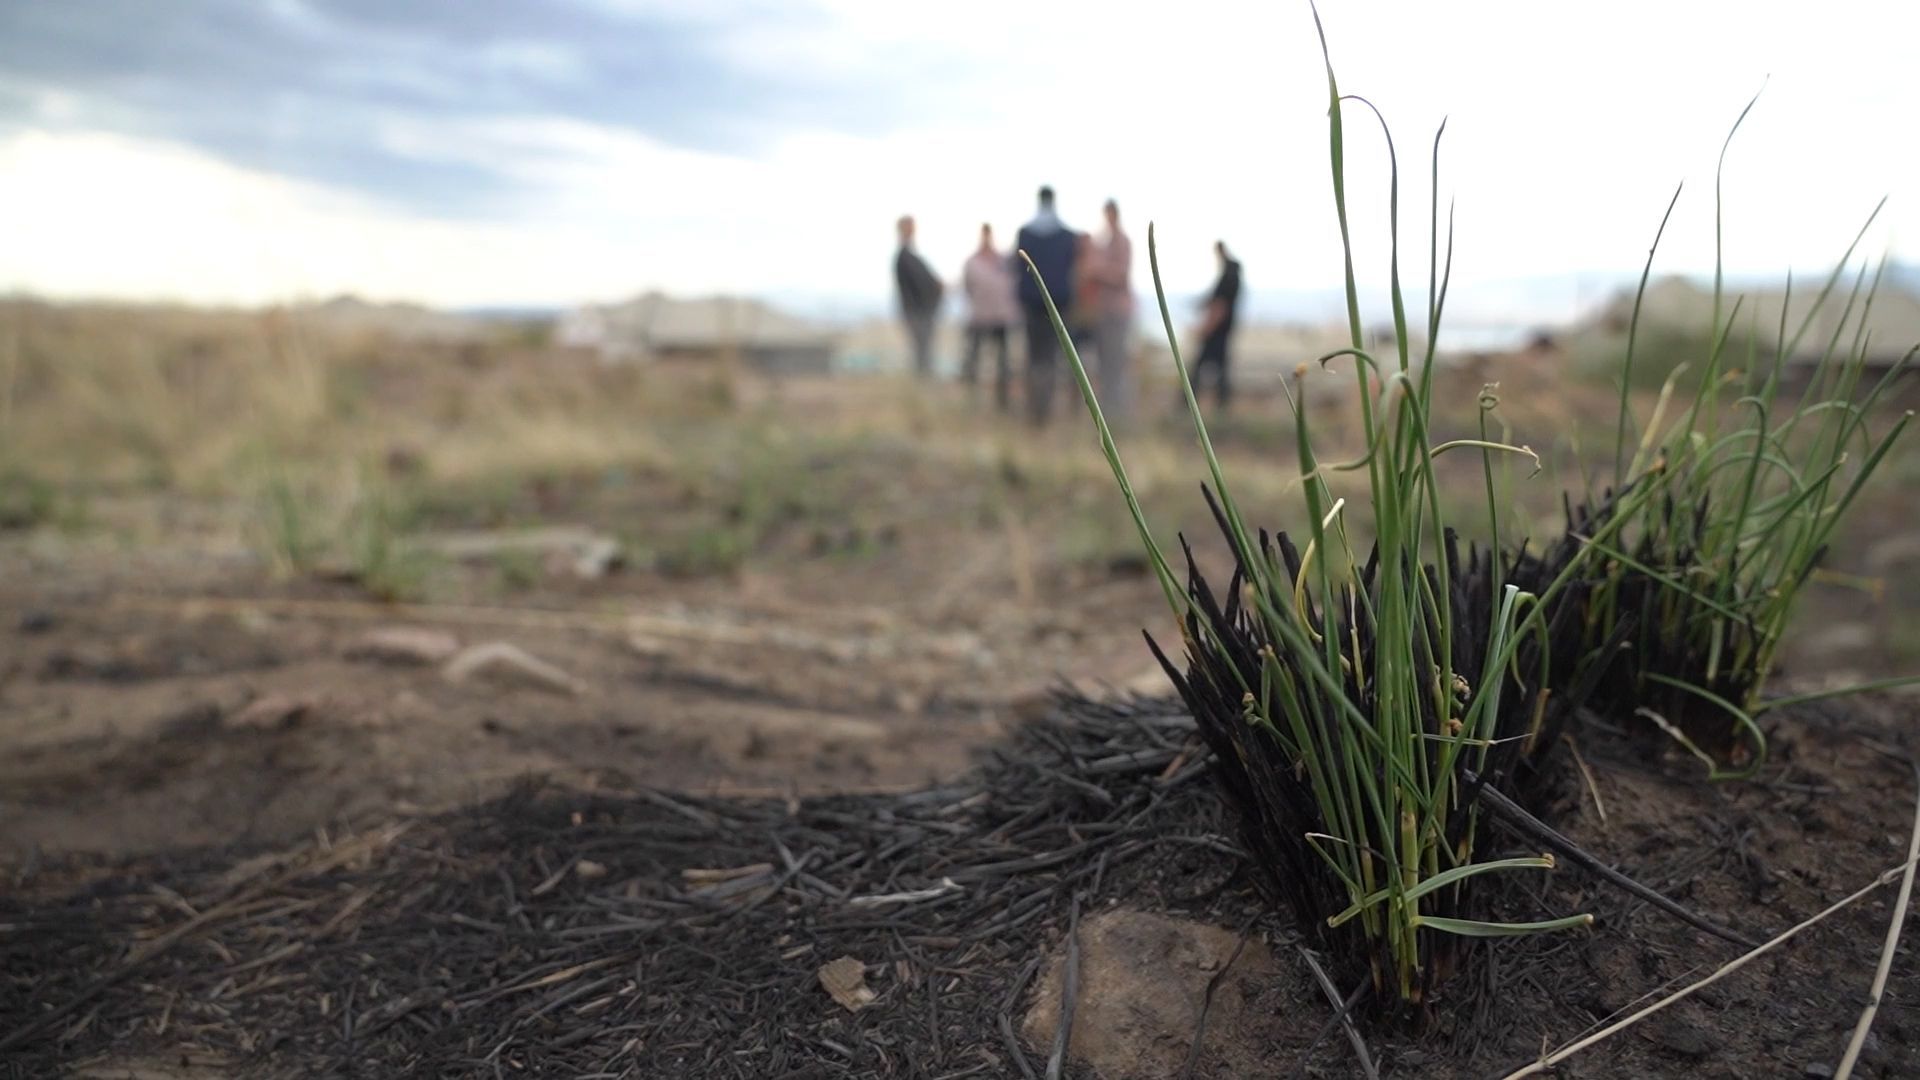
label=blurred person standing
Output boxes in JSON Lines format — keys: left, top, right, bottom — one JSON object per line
{"left": 1190, "top": 240, "right": 1242, "bottom": 410}
{"left": 1090, "top": 199, "right": 1136, "bottom": 421}
{"left": 894, "top": 215, "right": 944, "bottom": 378}
{"left": 960, "top": 223, "right": 1018, "bottom": 410}
{"left": 1070, "top": 232, "right": 1100, "bottom": 353}
{"left": 1014, "top": 186, "right": 1078, "bottom": 425}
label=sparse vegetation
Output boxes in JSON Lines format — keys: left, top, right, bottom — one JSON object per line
{"left": 1036, "top": 16, "right": 1920, "bottom": 1019}
{"left": 254, "top": 472, "right": 321, "bottom": 574}
{"left": 0, "top": 462, "right": 59, "bottom": 531}
{"left": 491, "top": 546, "right": 544, "bottom": 593}
{"left": 1035, "top": 22, "right": 1616, "bottom": 1012}
{"left": 1558, "top": 110, "right": 1917, "bottom": 773}
{"left": 341, "top": 470, "right": 435, "bottom": 602}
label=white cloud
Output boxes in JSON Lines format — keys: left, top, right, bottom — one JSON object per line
{"left": 1, "top": 0, "right": 1916, "bottom": 317}
{"left": 0, "top": 130, "right": 604, "bottom": 306}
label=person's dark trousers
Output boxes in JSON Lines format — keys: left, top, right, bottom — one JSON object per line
{"left": 962, "top": 324, "right": 1012, "bottom": 411}
{"left": 905, "top": 310, "right": 937, "bottom": 378}
{"left": 1192, "top": 325, "right": 1233, "bottom": 409}
{"left": 1022, "top": 307, "right": 1060, "bottom": 425}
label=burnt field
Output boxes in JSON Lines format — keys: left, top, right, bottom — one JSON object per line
{"left": 2, "top": 298, "right": 1917, "bottom": 1077}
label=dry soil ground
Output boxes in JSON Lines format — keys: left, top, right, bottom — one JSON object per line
{"left": 2, "top": 305, "right": 1918, "bottom": 1077}
{"left": 1, "top": 303, "right": 1914, "bottom": 865}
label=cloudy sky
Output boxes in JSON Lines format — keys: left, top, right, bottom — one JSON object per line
{"left": 0, "top": 0, "right": 1915, "bottom": 324}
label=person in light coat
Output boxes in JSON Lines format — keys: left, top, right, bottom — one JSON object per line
{"left": 1089, "top": 199, "right": 1136, "bottom": 422}
{"left": 961, "top": 223, "right": 1019, "bottom": 410}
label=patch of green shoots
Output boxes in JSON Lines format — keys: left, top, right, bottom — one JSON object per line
{"left": 1581, "top": 96, "right": 1918, "bottom": 773}
{"left": 345, "top": 472, "right": 433, "bottom": 603}
{"left": 0, "top": 462, "right": 61, "bottom": 531}
{"left": 1021, "top": 11, "right": 1613, "bottom": 1008}
{"left": 257, "top": 472, "right": 320, "bottom": 574}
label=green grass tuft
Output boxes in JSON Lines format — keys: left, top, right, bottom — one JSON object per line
{"left": 1024, "top": 9, "right": 1610, "bottom": 1011}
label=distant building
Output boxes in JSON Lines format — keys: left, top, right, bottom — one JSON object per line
{"left": 557, "top": 292, "right": 839, "bottom": 374}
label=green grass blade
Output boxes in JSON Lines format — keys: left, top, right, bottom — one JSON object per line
{"left": 1413, "top": 914, "right": 1595, "bottom": 937}
{"left": 1016, "top": 251, "right": 1184, "bottom": 616}
{"left": 1616, "top": 184, "right": 1685, "bottom": 489}
{"left": 1755, "top": 676, "right": 1920, "bottom": 715}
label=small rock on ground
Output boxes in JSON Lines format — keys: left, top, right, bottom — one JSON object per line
{"left": 346, "top": 627, "right": 462, "bottom": 666}
{"left": 421, "top": 526, "right": 622, "bottom": 580}
{"left": 227, "top": 693, "right": 318, "bottom": 730}
{"left": 443, "top": 641, "right": 587, "bottom": 697}
{"left": 564, "top": 536, "right": 622, "bottom": 579}
{"left": 1023, "top": 908, "right": 1285, "bottom": 1079}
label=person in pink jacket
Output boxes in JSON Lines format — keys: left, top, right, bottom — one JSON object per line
{"left": 960, "top": 223, "right": 1019, "bottom": 410}
{"left": 1089, "top": 199, "right": 1136, "bottom": 421}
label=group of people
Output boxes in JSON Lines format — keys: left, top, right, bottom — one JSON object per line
{"left": 893, "top": 186, "right": 1242, "bottom": 426}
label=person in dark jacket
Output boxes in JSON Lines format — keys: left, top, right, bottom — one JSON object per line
{"left": 1013, "top": 186, "right": 1078, "bottom": 425}
{"left": 894, "top": 215, "right": 944, "bottom": 378}
{"left": 1191, "top": 240, "right": 1242, "bottom": 410}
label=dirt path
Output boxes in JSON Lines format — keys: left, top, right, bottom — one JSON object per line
{"left": 0, "top": 534, "right": 1171, "bottom": 863}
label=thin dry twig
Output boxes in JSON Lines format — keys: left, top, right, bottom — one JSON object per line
{"left": 1180, "top": 914, "right": 1258, "bottom": 1079}
{"left": 998, "top": 955, "right": 1044, "bottom": 1080}
{"left": 1834, "top": 760, "right": 1920, "bottom": 1079}
{"left": 1468, "top": 770, "right": 1758, "bottom": 948}
{"left": 1045, "top": 895, "right": 1082, "bottom": 1080}
{"left": 1501, "top": 855, "right": 1919, "bottom": 1079}
{"left": 1564, "top": 733, "right": 1609, "bottom": 828}
{"left": 1296, "top": 945, "right": 1378, "bottom": 1080}
{"left": 1000, "top": 513, "right": 1039, "bottom": 609}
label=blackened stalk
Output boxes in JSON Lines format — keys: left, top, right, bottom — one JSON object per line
{"left": 1465, "top": 769, "right": 1760, "bottom": 949}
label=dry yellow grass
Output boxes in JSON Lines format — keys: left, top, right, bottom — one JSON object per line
{"left": 3, "top": 299, "right": 1913, "bottom": 674}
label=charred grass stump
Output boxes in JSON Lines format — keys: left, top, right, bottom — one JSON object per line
{"left": 1002, "top": 13, "right": 1630, "bottom": 1024}
{"left": 1001, "top": 6, "right": 1916, "bottom": 1045}
{"left": 1147, "top": 497, "right": 1615, "bottom": 1022}
{"left": 1550, "top": 485, "right": 1769, "bottom": 765}
{"left": 1551, "top": 120, "right": 1916, "bottom": 775}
